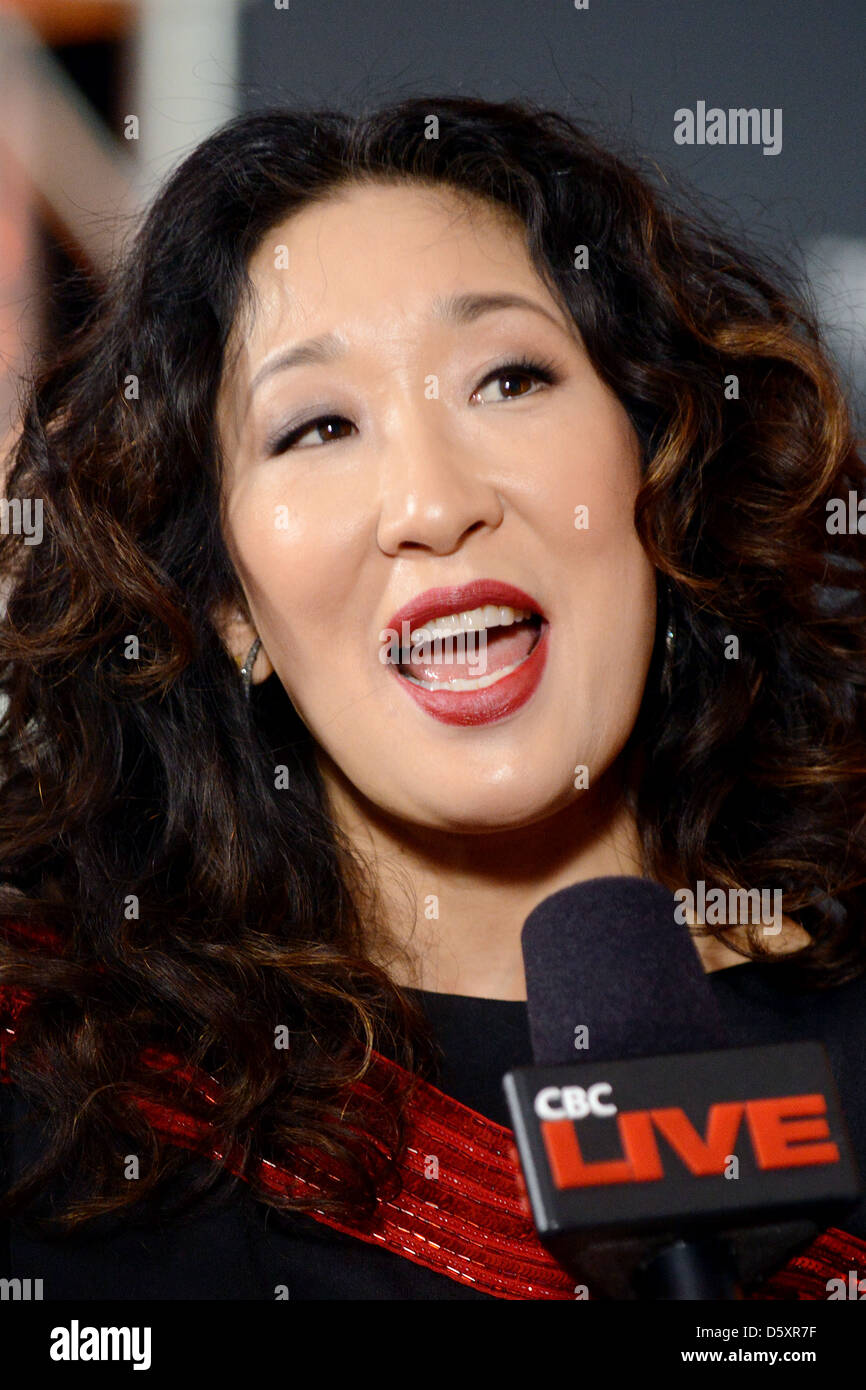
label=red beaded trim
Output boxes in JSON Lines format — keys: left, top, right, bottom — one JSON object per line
{"left": 132, "top": 1044, "right": 576, "bottom": 1300}
{"left": 3, "top": 943, "right": 866, "bottom": 1301}
{"left": 749, "top": 1226, "right": 866, "bottom": 1301}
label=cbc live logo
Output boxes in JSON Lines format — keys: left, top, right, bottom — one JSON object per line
{"left": 532, "top": 1083, "right": 841, "bottom": 1190}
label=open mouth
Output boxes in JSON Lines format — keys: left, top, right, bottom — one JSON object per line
{"left": 382, "top": 580, "right": 550, "bottom": 726}
{"left": 396, "top": 605, "right": 544, "bottom": 690}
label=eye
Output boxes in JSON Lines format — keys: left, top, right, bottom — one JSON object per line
{"left": 266, "top": 354, "right": 561, "bottom": 455}
{"left": 470, "top": 355, "right": 560, "bottom": 405}
{"left": 268, "top": 416, "right": 355, "bottom": 454}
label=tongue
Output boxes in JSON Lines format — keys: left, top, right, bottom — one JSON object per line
{"left": 401, "top": 622, "right": 536, "bottom": 683}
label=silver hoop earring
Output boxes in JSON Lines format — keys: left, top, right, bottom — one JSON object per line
{"left": 661, "top": 604, "right": 677, "bottom": 698}
{"left": 240, "top": 637, "right": 262, "bottom": 701}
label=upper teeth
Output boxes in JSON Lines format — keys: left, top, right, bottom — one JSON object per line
{"left": 409, "top": 605, "right": 533, "bottom": 642}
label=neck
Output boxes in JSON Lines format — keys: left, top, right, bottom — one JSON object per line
{"left": 316, "top": 754, "right": 648, "bottom": 1000}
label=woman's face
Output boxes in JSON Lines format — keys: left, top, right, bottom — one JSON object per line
{"left": 216, "top": 179, "right": 657, "bottom": 833}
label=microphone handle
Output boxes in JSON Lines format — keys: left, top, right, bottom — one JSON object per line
{"left": 634, "top": 1235, "right": 741, "bottom": 1300}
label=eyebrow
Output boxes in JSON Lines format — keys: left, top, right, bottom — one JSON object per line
{"left": 247, "top": 291, "right": 568, "bottom": 399}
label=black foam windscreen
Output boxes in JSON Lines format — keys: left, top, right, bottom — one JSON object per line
{"left": 521, "top": 875, "right": 730, "bottom": 1067}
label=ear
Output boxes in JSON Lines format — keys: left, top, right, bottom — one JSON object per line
{"left": 212, "top": 600, "right": 274, "bottom": 685}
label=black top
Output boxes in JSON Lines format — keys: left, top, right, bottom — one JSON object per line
{"left": 2, "top": 963, "right": 866, "bottom": 1300}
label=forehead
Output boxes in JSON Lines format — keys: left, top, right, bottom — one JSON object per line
{"left": 232, "top": 179, "right": 541, "bottom": 351}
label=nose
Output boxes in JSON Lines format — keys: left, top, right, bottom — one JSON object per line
{"left": 375, "top": 409, "right": 504, "bottom": 556}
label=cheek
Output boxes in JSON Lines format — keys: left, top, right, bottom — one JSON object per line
{"left": 529, "top": 411, "right": 655, "bottom": 725}
{"left": 517, "top": 379, "right": 642, "bottom": 522}
{"left": 226, "top": 481, "right": 368, "bottom": 676}
{"left": 528, "top": 402, "right": 647, "bottom": 600}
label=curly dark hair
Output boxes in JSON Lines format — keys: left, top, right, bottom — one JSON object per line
{"left": 2, "top": 94, "right": 865, "bottom": 1236}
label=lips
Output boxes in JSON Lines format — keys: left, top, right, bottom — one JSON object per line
{"left": 383, "top": 579, "right": 549, "bottom": 727}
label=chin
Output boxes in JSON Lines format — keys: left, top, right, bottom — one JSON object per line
{"left": 392, "top": 778, "right": 580, "bottom": 836}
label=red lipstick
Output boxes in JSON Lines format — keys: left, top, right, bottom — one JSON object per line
{"left": 383, "top": 579, "right": 549, "bottom": 727}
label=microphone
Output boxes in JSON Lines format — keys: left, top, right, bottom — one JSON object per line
{"left": 502, "top": 876, "right": 861, "bottom": 1299}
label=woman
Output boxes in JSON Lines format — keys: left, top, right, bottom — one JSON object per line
{"left": 1, "top": 94, "right": 865, "bottom": 1301}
